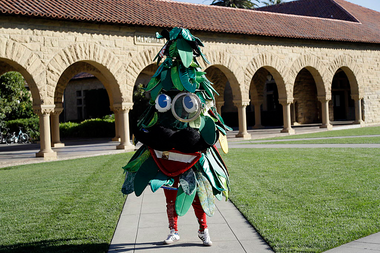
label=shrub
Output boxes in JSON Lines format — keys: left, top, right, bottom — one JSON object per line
{"left": 5, "top": 117, "right": 40, "bottom": 141}
{"left": 60, "top": 117, "right": 115, "bottom": 138}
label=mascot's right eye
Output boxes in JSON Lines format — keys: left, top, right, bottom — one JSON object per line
{"left": 155, "top": 94, "right": 172, "bottom": 112}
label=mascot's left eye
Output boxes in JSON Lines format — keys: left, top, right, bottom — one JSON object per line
{"left": 155, "top": 94, "right": 172, "bottom": 112}
{"left": 183, "top": 94, "right": 198, "bottom": 113}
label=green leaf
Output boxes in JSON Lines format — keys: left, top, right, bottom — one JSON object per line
{"left": 134, "top": 156, "right": 159, "bottom": 197}
{"left": 145, "top": 112, "right": 158, "bottom": 128}
{"left": 171, "top": 65, "right": 185, "bottom": 91}
{"left": 189, "top": 115, "right": 203, "bottom": 129}
{"left": 175, "top": 185, "right": 197, "bottom": 216}
{"left": 179, "top": 66, "right": 197, "bottom": 93}
{"left": 152, "top": 63, "right": 164, "bottom": 78}
{"left": 145, "top": 77, "right": 160, "bottom": 92}
{"left": 200, "top": 116, "right": 217, "bottom": 145}
{"left": 149, "top": 83, "right": 163, "bottom": 102}
{"left": 169, "top": 27, "right": 182, "bottom": 40}
{"left": 149, "top": 171, "right": 169, "bottom": 192}
{"left": 177, "top": 38, "right": 193, "bottom": 68}
{"left": 181, "top": 28, "right": 193, "bottom": 41}
{"left": 160, "top": 69, "right": 173, "bottom": 91}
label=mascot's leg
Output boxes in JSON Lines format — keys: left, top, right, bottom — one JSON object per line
{"left": 164, "top": 187, "right": 179, "bottom": 232}
{"left": 192, "top": 195, "right": 213, "bottom": 246}
{"left": 192, "top": 195, "right": 207, "bottom": 231}
{"left": 163, "top": 178, "right": 180, "bottom": 244}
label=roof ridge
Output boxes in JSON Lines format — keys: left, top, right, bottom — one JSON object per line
{"left": 252, "top": 8, "right": 360, "bottom": 24}
{"left": 256, "top": 0, "right": 359, "bottom": 23}
{"left": 330, "top": 0, "right": 360, "bottom": 23}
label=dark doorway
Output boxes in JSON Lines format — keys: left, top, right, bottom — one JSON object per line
{"left": 332, "top": 70, "right": 354, "bottom": 120}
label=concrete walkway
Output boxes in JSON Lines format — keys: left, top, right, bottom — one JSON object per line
{"left": 1, "top": 123, "right": 380, "bottom": 252}
{"left": 108, "top": 189, "right": 272, "bottom": 253}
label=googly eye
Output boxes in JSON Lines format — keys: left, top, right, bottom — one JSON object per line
{"left": 155, "top": 94, "right": 172, "bottom": 112}
{"left": 183, "top": 94, "right": 199, "bottom": 113}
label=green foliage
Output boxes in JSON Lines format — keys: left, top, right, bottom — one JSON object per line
{"left": 262, "top": 0, "right": 285, "bottom": 6}
{"left": 0, "top": 72, "right": 34, "bottom": 127}
{"left": 6, "top": 117, "right": 40, "bottom": 141}
{"left": 211, "top": 0, "right": 259, "bottom": 8}
{"left": 130, "top": 83, "right": 150, "bottom": 133}
{"left": 59, "top": 116, "right": 115, "bottom": 138}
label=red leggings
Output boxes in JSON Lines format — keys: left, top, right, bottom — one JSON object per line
{"left": 164, "top": 178, "right": 207, "bottom": 232}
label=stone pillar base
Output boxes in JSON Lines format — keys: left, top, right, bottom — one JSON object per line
{"left": 235, "top": 132, "right": 252, "bottom": 139}
{"left": 253, "top": 124, "right": 264, "bottom": 129}
{"left": 320, "top": 124, "right": 333, "bottom": 130}
{"left": 353, "top": 120, "right": 365, "bottom": 126}
{"left": 53, "top": 142, "right": 65, "bottom": 148}
{"left": 281, "top": 128, "right": 295, "bottom": 134}
{"left": 36, "top": 151, "right": 57, "bottom": 160}
{"left": 112, "top": 137, "right": 120, "bottom": 142}
{"left": 116, "top": 143, "right": 135, "bottom": 151}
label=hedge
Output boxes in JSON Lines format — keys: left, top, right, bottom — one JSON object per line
{"left": 59, "top": 117, "right": 115, "bottom": 138}
{"left": 5, "top": 117, "right": 40, "bottom": 141}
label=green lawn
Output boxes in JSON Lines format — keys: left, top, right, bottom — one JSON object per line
{"left": 252, "top": 125, "right": 380, "bottom": 141}
{"left": 1, "top": 127, "right": 380, "bottom": 253}
{"left": 248, "top": 136, "right": 380, "bottom": 144}
{"left": 0, "top": 153, "right": 132, "bottom": 253}
{"left": 222, "top": 148, "right": 380, "bottom": 252}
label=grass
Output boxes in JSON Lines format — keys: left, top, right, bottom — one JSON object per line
{"left": 236, "top": 125, "right": 380, "bottom": 144}
{"left": 1, "top": 126, "right": 380, "bottom": 252}
{"left": 222, "top": 148, "right": 380, "bottom": 252}
{"left": 254, "top": 126, "right": 380, "bottom": 141}
{"left": 0, "top": 153, "right": 132, "bottom": 253}
{"left": 249, "top": 136, "right": 380, "bottom": 144}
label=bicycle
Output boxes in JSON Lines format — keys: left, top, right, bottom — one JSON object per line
{"left": 4, "top": 127, "right": 31, "bottom": 144}
{"left": 17, "top": 127, "right": 31, "bottom": 144}
{"left": 0, "top": 127, "right": 9, "bottom": 144}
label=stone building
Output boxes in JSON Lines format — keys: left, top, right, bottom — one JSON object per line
{"left": 0, "top": 0, "right": 379, "bottom": 159}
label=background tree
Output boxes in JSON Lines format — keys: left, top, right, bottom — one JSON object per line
{"left": 261, "top": 0, "right": 285, "bottom": 6}
{"left": 211, "top": 0, "right": 259, "bottom": 8}
{"left": 0, "top": 72, "right": 34, "bottom": 127}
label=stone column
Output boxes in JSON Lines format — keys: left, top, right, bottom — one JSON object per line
{"left": 279, "top": 99, "right": 295, "bottom": 134}
{"left": 318, "top": 96, "right": 333, "bottom": 130}
{"left": 112, "top": 108, "right": 120, "bottom": 141}
{"left": 234, "top": 101, "right": 251, "bottom": 139}
{"left": 252, "top": 99, "right": 263, "bottom": 129}
{"left": 352, "top": 95, "right": 364, "bottom": 125}
{"left": 34, "top": 105, "right": 57, "bottom": 160}
{"left": 216, "top": 100, "right": 224, "bottom": 115}
{"left": 51, "top": 107, "right": 64, "bottom": 147}
{"left": 114, "top": 103, "right": 135, "bottom": 151}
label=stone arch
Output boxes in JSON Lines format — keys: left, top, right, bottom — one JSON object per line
{"left": 125, "top": 48, "right": 159, "bottom": 102}
{"left": 288, "top": 54, "right": 327, "bottom": 97}
{"left": 200, "top": 50, "right": 245, "bottom": 102}
{"left": 327, "top": 54, "right": 362, "bottom": 99}
{"left": 0, "top": 38, "right": 44, "bottom": 105}
{"left": 245, "top": 52, "right": 289, "bottom": 102}
{"left": 47, "top": 43, "right": 125, "bottom": 105}
{"left": 54, "top": 62, "right": 115, "bottom": 105}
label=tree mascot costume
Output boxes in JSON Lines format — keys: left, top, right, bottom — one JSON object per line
{"left": 121, "top": 27, "right": 231, "bottom": 246}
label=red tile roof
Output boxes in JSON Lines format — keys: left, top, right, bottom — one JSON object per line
{"left": 0, "top": 0, "right": 379, "bottom": 44}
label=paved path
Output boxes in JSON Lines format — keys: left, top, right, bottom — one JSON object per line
{"left": 1, "top": 124, "right": 380, "bottom": 252}
{"left": 108, "top": 189, "right": 272, "bottom": 253}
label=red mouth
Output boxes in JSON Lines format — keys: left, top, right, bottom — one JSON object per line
{"left": 149, "top": 147, "right": 201, "bottom": 177}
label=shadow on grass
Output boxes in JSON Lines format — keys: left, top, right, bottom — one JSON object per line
{"left": 0, "top": 239, "right": 109, "bottom": 253}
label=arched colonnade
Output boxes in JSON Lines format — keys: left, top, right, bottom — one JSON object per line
{"left": 0, "top": 39, "right": 364, "bottom": 159}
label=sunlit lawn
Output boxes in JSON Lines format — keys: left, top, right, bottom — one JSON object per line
{"left": 223, "top": 147, "right": 380, "bottom": 252}
{"left": 0, "top": 153, "right": 132, "bottom": 253}
{"left": 1, "top": 126, "right": 380, "bottom": 252}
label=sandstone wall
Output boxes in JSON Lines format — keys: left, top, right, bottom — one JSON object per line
{"left": 0, "top": 16, "right": 379, "bottom": 124}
